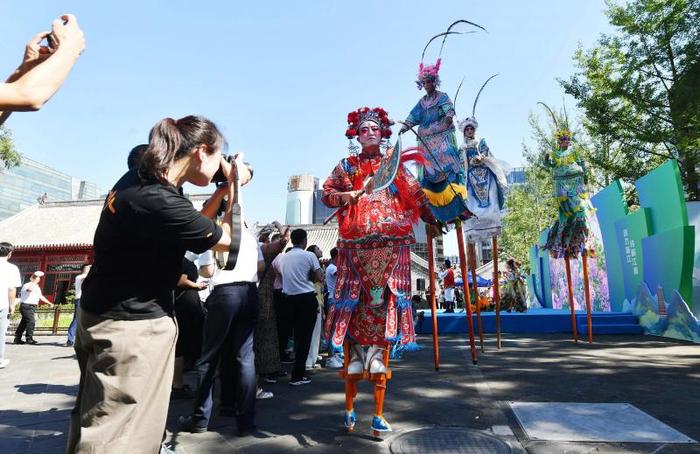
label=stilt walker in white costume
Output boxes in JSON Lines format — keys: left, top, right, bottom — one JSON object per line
{"left": 458, "top": 74, "right": 508, "bottom": 349}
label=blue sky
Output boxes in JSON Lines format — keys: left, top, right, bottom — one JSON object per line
{"left": 1, "top": 1, "right": 613, "bottom": 253}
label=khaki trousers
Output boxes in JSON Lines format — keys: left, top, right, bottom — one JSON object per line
{"left": 67, "top": 308, "right": 177, "bottom": 454}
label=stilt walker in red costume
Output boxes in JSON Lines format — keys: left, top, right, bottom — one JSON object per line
{"left": 322, "top": 106, "right": 437, "bottom": 436}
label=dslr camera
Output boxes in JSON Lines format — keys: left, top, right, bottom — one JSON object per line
{"left": 212, "top": 154, "right": 254, "bottom": 185}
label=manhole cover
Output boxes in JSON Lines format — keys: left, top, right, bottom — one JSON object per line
{"left": 390, "top": 427, "right": 511, "bottom": 454}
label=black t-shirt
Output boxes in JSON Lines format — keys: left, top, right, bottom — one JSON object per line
{"left": 182, "top": 257, "right": 199, "bottom": 283}
{"left": 81, "top": 169, "right": 222, "bottom": 320}
{"left": 175, "top": 257, "right": 200, "bottom": 299}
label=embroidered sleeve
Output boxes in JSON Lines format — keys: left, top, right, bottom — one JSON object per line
{"left": 404, "top": 101, "right": 422, "bottom": 128}
{"left": 439, "top": 94, "right": 456, "bottom": 119}
{"left": 479, "top": 138, "right": 490, "bottom": 157}
{"left": 322, "top": 160, "right": 353, "bottom": 208}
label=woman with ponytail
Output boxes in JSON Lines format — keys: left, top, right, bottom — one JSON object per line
{"left": 67, "top": 115, "right": 249, "bottom": 454}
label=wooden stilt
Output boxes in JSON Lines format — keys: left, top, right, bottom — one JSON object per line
{"left": 581, "top": 250, "right": 594, "bottom": 344}
{"left": 492, "top": 235, "right": 502, "bottom": 350}
{"left": 455, "top": 220, "right": 478, "bottom": 364}
{"left": 564, "top": 256, "right": 578, "bottom": 343}
{"left": 427, "top": 230, "right": 440, "bottom": 371}
{"left": 468, "top": 242, "right": 484, "bottom": 351}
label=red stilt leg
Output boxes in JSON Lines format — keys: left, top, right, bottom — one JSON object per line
{"left": 427, "top": 230, "right": 440, "bottom": 371}
{"left": 582, "top": 250, "right": 593, "bottom": 344}
{"left": 468, "top": 242, "right": 484, "bottom": 351}
{"left": 492, "top": 235, "right": 501, "bottom": 350}
{"left": 455, "top": 220, "right": 478, "bottom": 364}
{"left": 564, "top": 256, "right": 578, "bottom": 343}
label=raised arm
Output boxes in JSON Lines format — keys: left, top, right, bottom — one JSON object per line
{"left": 0, "top": 15, "right": 85, "bottom": 124}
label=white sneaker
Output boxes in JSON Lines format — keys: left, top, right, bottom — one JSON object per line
{"left": 326, "top": 354, "right": 344, "bottom": 369}
{"left": 0, "top": 359, "right": 9, "bottom": 369}
{"left": 347, "top": 344, "right": 365, "bottom": 374}
{"left": 365, "top": 345, "right": 386, "bottom": 374}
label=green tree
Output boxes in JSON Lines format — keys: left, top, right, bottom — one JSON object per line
{"left": 0, "top": 125, "right": 22, "bottom": 169}
{"left": 561, "top": 0, "right": 700, "bottom": 200}
{"left": 501, "top": 168, "right": 557, "bottom": 271}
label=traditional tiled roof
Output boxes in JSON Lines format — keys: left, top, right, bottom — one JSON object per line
{"left": 0, "top": 194, "right": 213, "bottom": 249}
{"left": 255, "top": 223, "right": 339, "bottom": 260}
{"left": 253, "top": 223, "right": 432, "bottom": 281}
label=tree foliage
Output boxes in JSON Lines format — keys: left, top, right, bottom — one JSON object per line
{"left": 501, "top": 167, "right": 557, "bottom": 272}
{"left": 561, "top": 0, "right": 700, "bottom": 200}
{"left": 0, "top": 125, "right": 21, "bottom": 169}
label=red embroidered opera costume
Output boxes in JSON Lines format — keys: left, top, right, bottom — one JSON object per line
{"left": 323, "top": 113, "right": 432, "bottom": 351}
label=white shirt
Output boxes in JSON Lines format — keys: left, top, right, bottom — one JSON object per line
{"left": 280, "top": 247, "right": 321, "bottom": 296}
{"left": 325, "top": 262, "right": 337, "bottom": 299}
{"left": 199, "top": 225, "right": 263, "bottom": 286}
{"left": 20, "top": 282, "right": 42, "bottom": 306}
{"left": 74, "top": 273, "right": 88, "bottom": 299}
{"left": 0, "top": 260, "right": 22, "bottom": 311}
{"left": 272, "top": 254, "right": 284, "bottom": 290}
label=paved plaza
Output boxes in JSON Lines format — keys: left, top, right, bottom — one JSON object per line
{"left": 1, "top": 333, "right": 699, "bottom": 453}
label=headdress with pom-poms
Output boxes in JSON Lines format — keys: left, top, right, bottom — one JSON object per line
{"left": 345, "top": 107, "right": 393, "bottom": 154}
{"left": 345, "top": 107, "right": 393, "bottom": 139}
{"left": 416, "top": 20, "right": 487, "bottom": 90}
{"left": 416, "top": 58, "right": 442, "bottom": 89}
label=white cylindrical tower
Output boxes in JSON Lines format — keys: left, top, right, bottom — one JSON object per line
{"left": 286, "top": 174, "right": 316, "bottom": 225}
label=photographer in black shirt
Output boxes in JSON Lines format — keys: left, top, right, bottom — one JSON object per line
{"left": 67, "top": 115, "right": 249, "bottom": 454}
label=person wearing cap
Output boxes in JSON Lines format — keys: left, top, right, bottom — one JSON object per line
{"left": 14, "top": 271, "right": 52, "bottom": 345}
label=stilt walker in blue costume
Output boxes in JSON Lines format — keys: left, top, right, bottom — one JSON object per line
{"left": 538, "top": 102, "right": 594, "bottom": 344}
{"left": 458, "top": 75, "right": 508, "bottom": 348}
{"left": 398, "top": 20, "right": 486, "bottom": 366}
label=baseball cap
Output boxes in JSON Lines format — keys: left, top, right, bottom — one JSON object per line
{"left": 33, "top": 271, "right": 45, "bottom": 277}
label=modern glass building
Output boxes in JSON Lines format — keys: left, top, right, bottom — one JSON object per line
{"left": 0, "top": 155, "right": 100, "bottom": 221}
{"left": 507, "top": 166, "right": 527, "bottom": 186}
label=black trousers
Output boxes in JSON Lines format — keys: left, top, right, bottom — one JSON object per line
{"left": 192, "top": 283, "right": 258, "bottom": 430}
{"left": 174, "top": 290, "right": 205, "bottom": 365}
{"left": 274, "top": 290, "right": 292, "bottom": 360}
{"left": 286, "top": 292, "right": 318, "bottom": 380}
{"left": 15, "top": 304, "right": 37, "bottom": 340}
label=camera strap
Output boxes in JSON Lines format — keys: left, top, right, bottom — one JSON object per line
{"left": 222, "top": 165, "right": 243, "bottom": 271}
{"left": 222, "top": 203, "right": 242, "bottom": 270}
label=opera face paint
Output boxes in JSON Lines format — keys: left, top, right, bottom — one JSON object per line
{"left": 358, "top": 120, "right": 382, "bottom": 148}
{"left": 465, "top": 125, "right": 476, "bottom": 140}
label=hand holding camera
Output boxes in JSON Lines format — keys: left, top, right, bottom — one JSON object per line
{"left": 213, "top": 153, "right": 253, "bottom": 187}
{"left": 13, "top": 15, "right": 84, "bottom": 81}
{"left": 48, "top": 14, "right": 86, "bottom": 57}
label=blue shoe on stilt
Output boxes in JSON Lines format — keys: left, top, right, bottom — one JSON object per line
{"left": 344, "top": 409, "right": 356, "bottom": 431}
{"left": 371, "top": 415, "right": 392, "bottom": 432}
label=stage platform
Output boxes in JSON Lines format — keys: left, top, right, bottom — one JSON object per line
{"left": 416, "top": 308, "right": 643, "bottom": 335}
